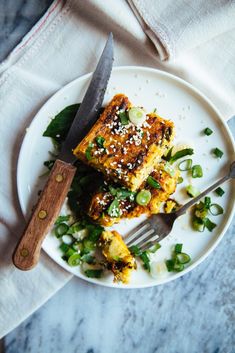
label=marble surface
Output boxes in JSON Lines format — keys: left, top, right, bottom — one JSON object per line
{"left": 1, "top": 1, "right": 235, "bottom": 353}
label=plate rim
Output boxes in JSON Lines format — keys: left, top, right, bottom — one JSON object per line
{"left": 17, "top": 65, "right": 235, "bottom": 289}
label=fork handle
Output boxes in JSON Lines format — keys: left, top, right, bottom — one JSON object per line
{"left": 176, "top": 161, "right": 235, "bottom": 216}
{"left": 12, "top": 159, "right": 76, "bottom": 271}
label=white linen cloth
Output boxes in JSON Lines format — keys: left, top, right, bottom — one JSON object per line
{"left": 0, "top": 0, "right": 234, "bottom": 338}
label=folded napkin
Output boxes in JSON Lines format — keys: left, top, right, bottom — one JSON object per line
{"left": 0, "top": 0, "right": 234, "bottom": 338}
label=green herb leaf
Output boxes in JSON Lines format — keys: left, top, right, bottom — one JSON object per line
{"left": 174, "top": 243, "right": 183, "bottom": 253}
{"left": 129, "top": 245, "right": 142, "bottom": 257}
{"left": 85, "top": 143, "right": 94, "bottom": 160}
{"left": 203, "top": 218, "right": 217, "bottom": 231}
{"left": 96, "top": 136, "right": 105, "bottom": 148}
{"left": 140, "top": 251, "right": 150, "bottom": 272}
{"left": 86, "top": 224, "right": 104, "bottom": 242}
{"left": 119, "top": 111, "right": 129, "bottom": 125}
{"left": 43, "top": 104, "right": 80, "bottom": 143}
{"left": 84, "top": 269, "right": 103, "bottom": 278}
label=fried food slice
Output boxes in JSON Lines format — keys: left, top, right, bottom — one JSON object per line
{"left": 73, "top": 94, "right": 174, "bottom": 191}
{"left": 88, "top": 163, "right": 180, "bottom": 226}
{"left": 99, "top": 230, "right": 136, "bottom": 284}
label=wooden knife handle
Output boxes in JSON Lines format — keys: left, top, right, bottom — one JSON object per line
{"left": 13, "top": 159, "right": 76, "bottom": 271}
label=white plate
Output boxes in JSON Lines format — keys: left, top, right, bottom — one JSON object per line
{"left": 17, "top": 66, "right": 235, "bottom": 288}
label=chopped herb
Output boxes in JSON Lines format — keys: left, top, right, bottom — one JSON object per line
{"left": 85, "top": 143, "right": 94, "bottom": 160}
{"left": 165, "top": 259, "right": 175, "bottom": 272}
{"left": 148, "top": 243, "right": 161, "bottom": 253}
{"left": 215, "top": 187, "right": 225, "bottom": 197}
{"left": 67, "top": 222, "right": 84, "bottom": 235}
{"left": 213, "top": 148, "right": 223, "bottom": 159}
{"left": 147, "top": 176, "right": 161, "bottom": 189}
{"left": 175, "top": 253, "right": 191, "bottom": 264}
{"left": 204, "top": 127, "right": 213, "bottom": 136}
{"left": 86, "top": 223, "right": 103, "bottom": 242}
{"left": 136, "top": 189, "right": 152, "bottom": 206}
{"left": 177, "top": 176, "right": 184, "bottom": 184}
{"left": 119, "top": 111, "right": 129, "bottom": 125}
{"left": 109, "top": 186, "right": 135, "bottom": 201}
{"left": 165, "top": 244, "right": 191, "bottom": 272}
{"left": 129, "top": 245, "right": 142, "bottom": 257}
{"left": 59, "top": 243, "right": 70, "bottom": 253}
{"left": 96, "top": 136, "right": 105, "bottom": 148}
{"left": 192, "top": 165, "right": 203, "bottom": 178}
{"left": 178, "top": 159, "right": 192, "bottom": 171}
{"left": 84, "top": 269, "right": 103, "bottom": 278}
{"left": 81, "top": 254, "right": 96, "bottom": 264}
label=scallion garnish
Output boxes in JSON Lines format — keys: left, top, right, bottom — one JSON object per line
{"left": 166, "top": 148, "right": 194, "bottom": 164}
{"left": 176, "top": 253, "right": 191, "bottom": 264}
{"left": 174, "top": 243, "right": 183, "bottom": 253}
{"left": 177, "top": 176, "right": 184, "bottom": 184}
{"left": 139, "top": 251, "right": 151, "bottom": 272}
{"left": 192, "top": 164, "right": 203, "bottom": 178}
{"left": 209, "top": 204, "right": 224, "bottom": 216}
{"left": 147, "top": 176, "right": 161, "bottom": 189}
{"left": 148, "top": 243, "right": 161, "bottom": 253}
{"left": 163, "top": 162, "right": 175, "bottom": 177}
{"left": 85, "top": 142, "right": 94, "bottom": 160}
{"left": 165, "top": 244, "right": 191, "bottom": 272}
{"left": 119, "top": 111, "right": 129, "bottom": 125}
{"left": 129, "top": 245, "right": 142, "bottom": 257}
{"left": 204, "top": 127, "right": 213, "bottom": 136}
{"left": 178, "top": 159, "right": 192, "bottom": 171}
{"left": 136, "top": 189, "right": 152, "bottom": 206}
{"left": 203, "top": 218, "right": 217, "bottom": 232}
{"left": 55, "top": 215, "right": 70, "bottom": 225}
{"left": 215, "top": 187, "right": 225, "bottom": 197}
{"left": 95, "top": 136, "right": 105, "bottom": 148}
{"left": 68, "top": 253, "right": 81, "bottom": 266}
{"left": 213, "top": 147, "right": 223, "bottom": 159}
{"left": 186, "top": 185, "right": 200, "bottom": 198}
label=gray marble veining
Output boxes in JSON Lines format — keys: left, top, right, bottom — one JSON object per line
{"left": 1, "top": 1, "right": 235, "bottom": 353}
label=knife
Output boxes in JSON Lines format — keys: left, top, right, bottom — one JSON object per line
{"left": 13, "top": 33, "right": 114, "bottom": 271}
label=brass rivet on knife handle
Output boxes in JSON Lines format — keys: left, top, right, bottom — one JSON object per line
{"left": 12, "top": 159, "right": 76, "bottom": 270}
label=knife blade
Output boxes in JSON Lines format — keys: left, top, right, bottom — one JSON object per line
{"left": 13, "top": 33, "right": 114, "bottom": 270}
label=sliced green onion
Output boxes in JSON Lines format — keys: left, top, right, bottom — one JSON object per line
{"left": 139, "top": 251, "right": 150, "bottom": 272}
{"left": 192, "top": 165, "right": 203, "bottom": 178}
{"left": 192, "top": 218, "right": 205, "bottom": 232}
{"left": 164, "top": 162, "right": 175, "bottom": 177}
{"left": 136, "top": 189, "right": 151, "bottom": 206}
{"left": 83, "top": 239, "right": 96, "bottom": 252}
{"left": 68, "top": 253, "right": 81, "bottom": 266}
{"left": 119, "top": 111, "right": 129, "bottom": 125}
{"left": 165, "top": 146, "right": 173, "bottom": 161}
{"left": 55, "top": 223, "right": 69, "bottom": 238}
{"left": 55, "top": 215, "right": 70, "bottom": 225}
{"left": 59, "top": 243, "right": 70, "bottom": 253}
{"left": 204, "top": 127, "right": 213, "bottom": 136}
{"left": 165, "top": 259, "right": 175, "bottom": 272}
{"left": 186, "top": 185, "right": 200, "bottom": 197}
{"left": 129, "top": 245, "right": 142, "bottom": 257}
{"left": 215, "top": 187, "right": 225, "bottom": 197}
{"left": 85, "top": 142, "right": 94, "bottom": 160}
{"left": 178, "top": 159, "right": 192, "bottom": 171}
{"left": 95, "top": 136, "right": 105, "bottom": 148}
{"left": 209, "top": 204, "right": 224, "bottom": 216}
{"left": 203, "top": 218, "right": 217, "bottom": 231}
{"left": 173, "top": 262, "right": 184, "bottom": 272}
{"left": 147, "top": 176, "right": 161, "bottom": 189}
{"left": 107, "top": 199, "right": 121, "bottom": 217}
{"left": 176, "top": 253, "right": 191, "bottom": 264}
{"left": 177, "top": 176, "right": 184, "bottom": 184}
{"left": 84, "top": 269, "right": 103, "bottom": 278}
{"left": 62, "top": 234, "right": 73, "bottom": 245}
{"left": 168, "top": 148, "right": 194, "bottom": 164}
{"left": 204, "top": 196, "right": 211, "bottom": 209}
{"left": 128, "top": 107, "right": 146, "bottom": 126}
{"left": 213, "top": 147, "right": 223, "bottom": 159}
{"left": 67, "top": 222, "right": 84, "bottom": 235}
{"left": 174, "top": 243, "right": 183, "bottom": 253}
{"left": 148, "top": 243, "right": 161, "bottom": 253}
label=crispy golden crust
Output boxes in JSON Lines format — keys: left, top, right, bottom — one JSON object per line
{"left": 73, "top": 94, "right": 174, "bottom": 191}
{"left": 88, "top": 163, "right": 180, "bottom": 226}
{"left": 99, "top": 230, "right": 136, "bottom": 283}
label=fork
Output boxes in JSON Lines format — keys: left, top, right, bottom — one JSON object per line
{"left": 125, "top": 161, "right": 235, "bottom": 251}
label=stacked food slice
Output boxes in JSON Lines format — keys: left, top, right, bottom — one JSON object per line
{"left": 73, "top": 94, "right": 177, "bottom": 283}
